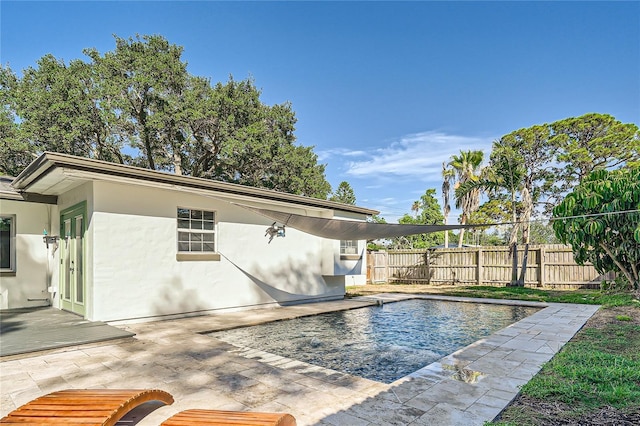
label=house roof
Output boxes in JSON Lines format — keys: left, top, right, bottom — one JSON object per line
{"left": 1, "top": 174, "right": 58, "bottom": 204}
{"left": 0, "top": 176, "right": 19, "bottom": 200}
{"left": 10, "top": 152, "right": 379, "bottom": 215}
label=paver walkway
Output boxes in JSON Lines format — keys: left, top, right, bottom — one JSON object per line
{"left": 0, "top": 295, "right": 599, "bottom": 425}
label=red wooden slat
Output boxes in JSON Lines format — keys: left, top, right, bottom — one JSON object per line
{"left": 161, "top": 409, "right": 296, "bottom": 426}
{"left": 0, "top": 389, "right": 173, "bottom": 426}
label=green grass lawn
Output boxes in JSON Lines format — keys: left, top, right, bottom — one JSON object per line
{"left": 522, "top": 325, "right": 640, "bottom": 408}
{"left": 494, "top": 316, "right": 640, "bottom": 425}
{"left": 434, "top": 285, "right": 638, "bottom": 306}
{"left": 347, "top": 284, "right": 639, "bottom": 306}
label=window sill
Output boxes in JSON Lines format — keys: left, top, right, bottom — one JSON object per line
{"left": 0, "top": 270, "right": 16, "bottom": 277}
{"left": 176, "top": 253, "right": 221, "bottom": 262}
{"left": 340, "top": 255, "right": 362, "bottom": 261}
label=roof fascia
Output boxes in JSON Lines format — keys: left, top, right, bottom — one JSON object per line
{"left": 11, "top": 153, "right": 55, "bottom": 190}
{"left": 0, "top": 192, "right": 58, "bottom": 204}
{"left": 21, "top": 193, "right": 59, "bottom": 204}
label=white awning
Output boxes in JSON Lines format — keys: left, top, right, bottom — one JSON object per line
{"left": 239, "top": 205, "right": 488, "bottom": 240}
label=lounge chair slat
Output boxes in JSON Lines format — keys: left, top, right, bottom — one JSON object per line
{"left": 0, "top": 418, "right": 107, "bottom": 424}
{"left": 4, "top": 410, "right": 116, "bottom": 417}
{"left": 161, "top": 409, "right": 296, "bottom": 426}
{"left": 0, "top": 389, "right": 174, "bottom": 426}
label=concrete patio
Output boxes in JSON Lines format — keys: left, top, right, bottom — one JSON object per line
{"left": 0, "top": 307, "right": 134, "bottom": 357}
{"left": 0, "top": 294, "right": 599, "bottom": 425}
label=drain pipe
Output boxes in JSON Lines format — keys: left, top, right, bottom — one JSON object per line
{"left": 32, "top": 205, "right": 57, "bottom": 306}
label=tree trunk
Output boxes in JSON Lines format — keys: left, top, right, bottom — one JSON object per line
{"left": 444, "top": 227, "right": 449, "bottom": 248}
{"left": 173, "top": 151, "right": 182, "bottom": 175}
{"left": 424, "top": 250, "right": 432, "bottom": 285}
{"left": 507, "top": 220, "right": 520, "bottom": 287}
{"left": 521, "top": 186, "right": 533, "bottom": 244}
{"left": 458, "top": 215, "right": 466, "bottom": 248}
{"left": 516, "top": 243, "right": 530, "bottom": 286}
{"left": 508, "top": 242, "right": 519, "bottom": 286}
{"left": 599, "top": 242, "right": 636, "bottom": 291}
{"left": 138, "top": 110, "right": 155, "bottom": 170}
{"left": 630, "top": 261, "right": 639, "bottom": 283}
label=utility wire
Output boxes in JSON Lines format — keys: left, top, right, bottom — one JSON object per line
{"left": 470, "top": 208, "right": 640, "bottom": 229}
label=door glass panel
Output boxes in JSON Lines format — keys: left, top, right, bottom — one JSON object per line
{"left": 75, "top": 216, "right": 83, "bottom": 304}
{"left": 64, "top": 219, "right": 71, "bottom": 300}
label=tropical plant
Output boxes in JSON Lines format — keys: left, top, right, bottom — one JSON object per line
{"left": 392, "top": 189, "right": 445, "bottom": 249}
{"left": 454, "top": 126, "right": 553, "bottom": 285}
{"left": 441, "top": 162, "right": 455, "bottom": 248}
{"left": 552, "top": 167, "right": 640, "bottom": 297}
{"left": 448, "top": 150, "right": 484, "bottom": 247}
{"left": 528, "top": 221, "right": 560, "bottom": 245}
{"left": 491, "top": 125, "right": 556, "bottom": 243}
{"left": 366, "top": 214, "right": 388, "bottom": 250}
{"left": 467, "top": 199, "right": 513, "bottom": 246}
{"left": 456, "top": 115, "right": 638, "bottom": 241}
{"left": 452, "top": 115, "right": 638, "bottom": 286}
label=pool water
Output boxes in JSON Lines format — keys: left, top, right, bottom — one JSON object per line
{"left": 210, "top": 299, "right": 539, "bottom": 383}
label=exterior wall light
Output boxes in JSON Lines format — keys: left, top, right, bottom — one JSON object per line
{"left": 265, "top": 222, "right": 286, "bottom": 243}
{"left": 43, "top": 230, "right": 60, "bottom": 249}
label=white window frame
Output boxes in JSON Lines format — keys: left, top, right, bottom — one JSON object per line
{"left": 340, "top": 239, "right": 361, "bottom": 260}
{"left": 176, "top": 207, "right": 220, "bottom": 261}
{"left": 1, "top": 215, "right": 16, "bottom": 274}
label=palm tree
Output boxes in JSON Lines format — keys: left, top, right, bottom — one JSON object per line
{"left": 411, "top": 200, "right": 421, "bottom": 218}
{"left": 454, "top": 144, "right": 532, "bottom": 286}
{"left": 441, "top": 162, "right": 455, "bottom": 248}
{"left": 448, "top": 150, "right": 484, "bottom": 247}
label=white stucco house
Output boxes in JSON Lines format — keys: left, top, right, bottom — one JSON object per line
{"left": 0, "top": 153, "right": 376, "bottom": 322}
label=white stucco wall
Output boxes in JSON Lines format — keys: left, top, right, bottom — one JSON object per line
{"left": 89, "top": 181, "right": 366, "bottom": 322}
{"left": 326, "top": 211, "right": 368, "bottom": 285}
{"left": 0, "top": 199, "right": 58, "bottom": 309}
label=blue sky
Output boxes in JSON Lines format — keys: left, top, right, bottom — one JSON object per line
{"left": 2, "top": 1, "right": 639, "bottom": 222}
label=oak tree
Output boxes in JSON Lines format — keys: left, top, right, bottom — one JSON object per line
{"left": 3, "top": 34, "right": 332, "bottom": 198}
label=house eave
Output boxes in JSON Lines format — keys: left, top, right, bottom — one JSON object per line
{"left": 0, "top": 192, "right": 58, "bottom": 204}
{"left": 11, "top": 152, "right": 380, "bottom": 216}
{"left": 1, "top": 174, "right": 58, "bottom": 204}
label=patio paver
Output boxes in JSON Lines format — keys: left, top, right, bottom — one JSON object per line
{"left": 0, "top": 295, "right": 599, "bottom": 425}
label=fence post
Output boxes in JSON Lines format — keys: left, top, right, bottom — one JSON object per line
{"left": 385, "top": 251, "right": 390, "bottom": 284}
{"left": 538, "top": 246, "right": 545, "bottom": 287}
{"left": 477, "top": 247, "right": 483, "bottom": 286}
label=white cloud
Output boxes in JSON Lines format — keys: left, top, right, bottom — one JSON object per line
{"left": 316, "top": 147, "right": 368, "bottom": 162}
{"left": 344, "top": 131, "right": 494, "bottom": 181}
{"left": 323, "top": 130, "right": 495, "bottom": 223}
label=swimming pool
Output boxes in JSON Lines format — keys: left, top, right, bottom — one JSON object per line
{"left": 210, "top": 299, "right": 539, "bottom": 383}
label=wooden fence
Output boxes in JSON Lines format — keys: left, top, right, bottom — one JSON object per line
{"left": 366, "top": 245, "right": 613, "bottom": 289}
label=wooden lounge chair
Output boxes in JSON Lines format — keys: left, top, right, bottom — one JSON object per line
{"left": 0, "top": 388, "right": 174, "bottom": 426}
{"left": 160, "top": 409, "right": 296, "bottom": 426}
